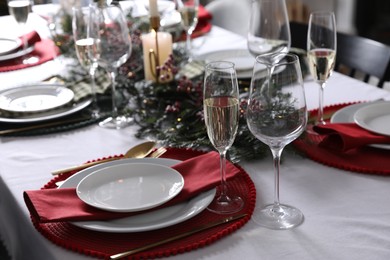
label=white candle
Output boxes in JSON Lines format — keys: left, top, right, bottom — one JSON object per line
{"left": 142, "top": 31, "right": 173, "bottom": 82}
{"left": 148, "top": 0, "right": 159, "bottom": 17}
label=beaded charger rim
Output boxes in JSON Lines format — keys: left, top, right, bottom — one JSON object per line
{"left": 30, "top": 147, "right": 257, "bottom": 259}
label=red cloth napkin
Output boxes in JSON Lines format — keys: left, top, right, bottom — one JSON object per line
{"left": 313, "top": 123, "right": 390, "bottom": 152}
{"left": 24, "top": 151, "right": 240, "bottom": 223}
{"left": 0, "top": 31, "right": 58, "bottom": 72}
{"left": 20, "top": 30, "right": 42, "bottom": 47}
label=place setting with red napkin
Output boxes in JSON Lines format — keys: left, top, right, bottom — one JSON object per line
{"left": 293, "top": 102, "right": 390, "bottom": 175}
{"left": 23, "top": 147, "right": 256, "bottom": 259}
{"left": 0, "top": 30, "right": 59, "bottom": 72}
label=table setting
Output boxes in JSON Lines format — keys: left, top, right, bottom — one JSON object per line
{"left": 294, "top": 101, "right": 390, "bottom": 175}
{"left": 23, "top": 147, "right": 255, "bottom": 259}
{"left": 1, "top": 0, "right": 390, "bottom": 260}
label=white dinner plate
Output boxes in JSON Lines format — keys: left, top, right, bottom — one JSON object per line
{"left": 331, "top": 101, "right": 390, "bottom": 149}
{"left": 76, "top": 162, "right": 185, "bottom": 213}
{"left": 330, "top": 102, "right": 368, "bottom": 123}
{"left": 0, "top": 37, "right": 21, "bottom": 56}
{"left": 353, "top": 101, "right": 390, "bottom": 137}
{"left": 196, "top": 49, "right": 256, "bottom": 78}
{"left": 0, "top": 84, "right": 74, "bottom": 113}
{"left": 0, "top": 98, "right": 91, "bottom": 123}
{"left": 59, "top": 158, "right": 216, "bottom": 233}
{"left": 0, "top": 45, "right": 34, "bottom": 61}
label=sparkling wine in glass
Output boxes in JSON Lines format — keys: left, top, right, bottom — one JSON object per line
{"left": 246, "top": 53, "right": 307, "bottom": 229}
{"left": 8, "top": 0, "right": 38, "bottom": 64}
{"left": 72, "top": 5, "right": 101, "bottom": 119}
{"left": 176, "top": 0, "right": 199, "bottom": 60}
{"left": 203, "top": 61, "right": 244, "bottom": 214}
{"left": 247, "top": 0, "right": 290, "bottom": 64}
{"left": 95, "top": 2, "right": 133, "bottom": 129}
{"left": 307, "top": 11, "right": 337, "bottom": 125}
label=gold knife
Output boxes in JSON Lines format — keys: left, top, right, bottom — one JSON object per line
{"left": 110, "top": 213, "right": 248, "bottom": 259}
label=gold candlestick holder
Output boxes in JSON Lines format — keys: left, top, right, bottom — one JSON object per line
{"left": 149, "top": 15, "right": 161, "bottom": 83}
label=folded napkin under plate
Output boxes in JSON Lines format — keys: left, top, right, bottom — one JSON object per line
{"left": 293, "top": 103, "right": 390, "bottom": 175}
{"left": 0, "top": 31, "right": 58, "bottom": 72}
{"left": 24, "top": 151, "right": 240, "bottom": 223}
{"left": 313, "top": 123, "right": 390, "bottom": 152}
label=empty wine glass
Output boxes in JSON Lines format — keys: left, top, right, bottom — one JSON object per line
{"left": 95, "top": 2, "right": 133, "bottom": 129}
{"left": 175, "top": 0, "right": 199, "bottom": 60}
{"left": 247, "top": 0, "right": 291, "bottom": 66}
{"left": 7, "top": 0, "right": 39, "bottom": 64}
{"left": 203, "top": 61, "right": 244, "bottom": 214}
{"left": 72, "top": 5, "right": 100, "bottom": 119}
{"left": 307, "top": 12, "right": 337, "bottom": 125}
{"left": 246, "top": 53, "right": 307, "bottom": 229}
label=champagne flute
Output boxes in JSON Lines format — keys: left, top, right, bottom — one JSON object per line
{"left": 246, "top": 53, "right": 307, "bottom": 229}
{"left": 247, "top": 0, "right": 291, "bottom": 66}
{"left": 176, "top": 0, "right": 199, "bottom": 60}
{"left": 203, "top": 61, "right": 244, "bottom": 214}
{"left": 7, "top": 0, "right": 38, "bottom": 64}
{"left": 95, "top": 2, "right": 133, "bottom": 129}
{"left": 72, "top": 5, "right": 101, "bottom": 119}
{"left": 307, "top": 11, "right": 337, "bottom": 125}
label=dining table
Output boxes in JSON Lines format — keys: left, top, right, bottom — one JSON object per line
{"left": 1, "top": 5, "right": 390, "bottom": 260}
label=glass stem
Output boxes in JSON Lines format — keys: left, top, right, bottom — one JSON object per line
{"left": 89, "top": 64, "right": 99, "bottom": 116}
{"left": 21, "top": 31, "right": 28, "bottom": 52}
{"left": 271, "top": 147, "right": 283, "bottom": 208}
{"left": 219, "top": 150, "right": 228, "bottom": 199}
{"left": 108, "top": 69, "right": 118, "bottom": 119}
{"left": 265, "top": 65, "right": 275, "bottom": 103}
{"left": 318, "top": 82, "right": 326, "bottom": 125}
{"left": 186, "top": 31, "right": 191, "bottom": 51}
{"left": 186, "top": 31, "right": 192, "bottom": 58}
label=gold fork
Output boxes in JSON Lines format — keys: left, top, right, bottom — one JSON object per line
{"left": 55, "top": 147, "right": 167, "bottom": 187}
{"left": 148, "top": 147, "right": 167, "bottom": 158}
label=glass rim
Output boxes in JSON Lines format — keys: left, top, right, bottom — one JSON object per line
{"left": 255, "top": 53, "right": 299, "bottom": 66}
{"left": 205, "top": 61, "right": 235, "bottom": 71}
{"left": 309, "top": 11, "right": 335, "bottom": 16}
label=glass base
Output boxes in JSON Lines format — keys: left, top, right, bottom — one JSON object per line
{"left": 305, "top": 123, "right": 323, "bottom": 135}
{"left": 23, "top": 55, "right": 39, "bottom": 65}
{"left": 89, "top": 108, "right": 101, "bottom": 119}
{"left": 98, "top": 115, "right": 133, "bottom": 129}
{"left": 207, "top": 190, "right": 244, "bottom": 215}
{"left": 252, "top": 204, "right": 304, "bottom": 230}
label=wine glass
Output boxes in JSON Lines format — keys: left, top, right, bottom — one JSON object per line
{"left": 203, "top": 61, "right": 244, "bottom": 214}
{"left": 175, "top": 0, "right": 199, "bottom": 61}
{"left": 246, "top": 53, "right": 307, "bottom": 229}
{"left": 7, "top": 0, "right": 38, "bottom": 64}
{"left": 247, "top": 0, "right": 291, "bottom": 66}
{"left": 95, "top": 2, "right": 133, "bottom": 129}
{"left": 307, "top": 11, "right": 337, "bottom": 125}
{"left": 72, "top": 5, "right": 101, "bottom": 119}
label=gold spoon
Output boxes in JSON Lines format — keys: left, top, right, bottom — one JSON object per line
{"left": 51, "top": 141, "right": 157, "bottom": 175}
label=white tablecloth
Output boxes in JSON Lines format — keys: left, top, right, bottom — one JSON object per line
{"left": 1, "top": 13, "right": 390, "bottom": 260}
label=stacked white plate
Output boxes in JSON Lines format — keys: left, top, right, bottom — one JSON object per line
{"left": 0, "top": 83, "right": 92, "bottom": 123}
{"left": 196, "top": 49, "right": 257, "bottom": 78}
{"left": 59, "top": 158, "right": 216, "bottom": 233}
{"left": 0, "top": 37, "right": 35, "bottom": 62}
{"left": 331, "top": 100, "right": 390, "bottom": 148}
